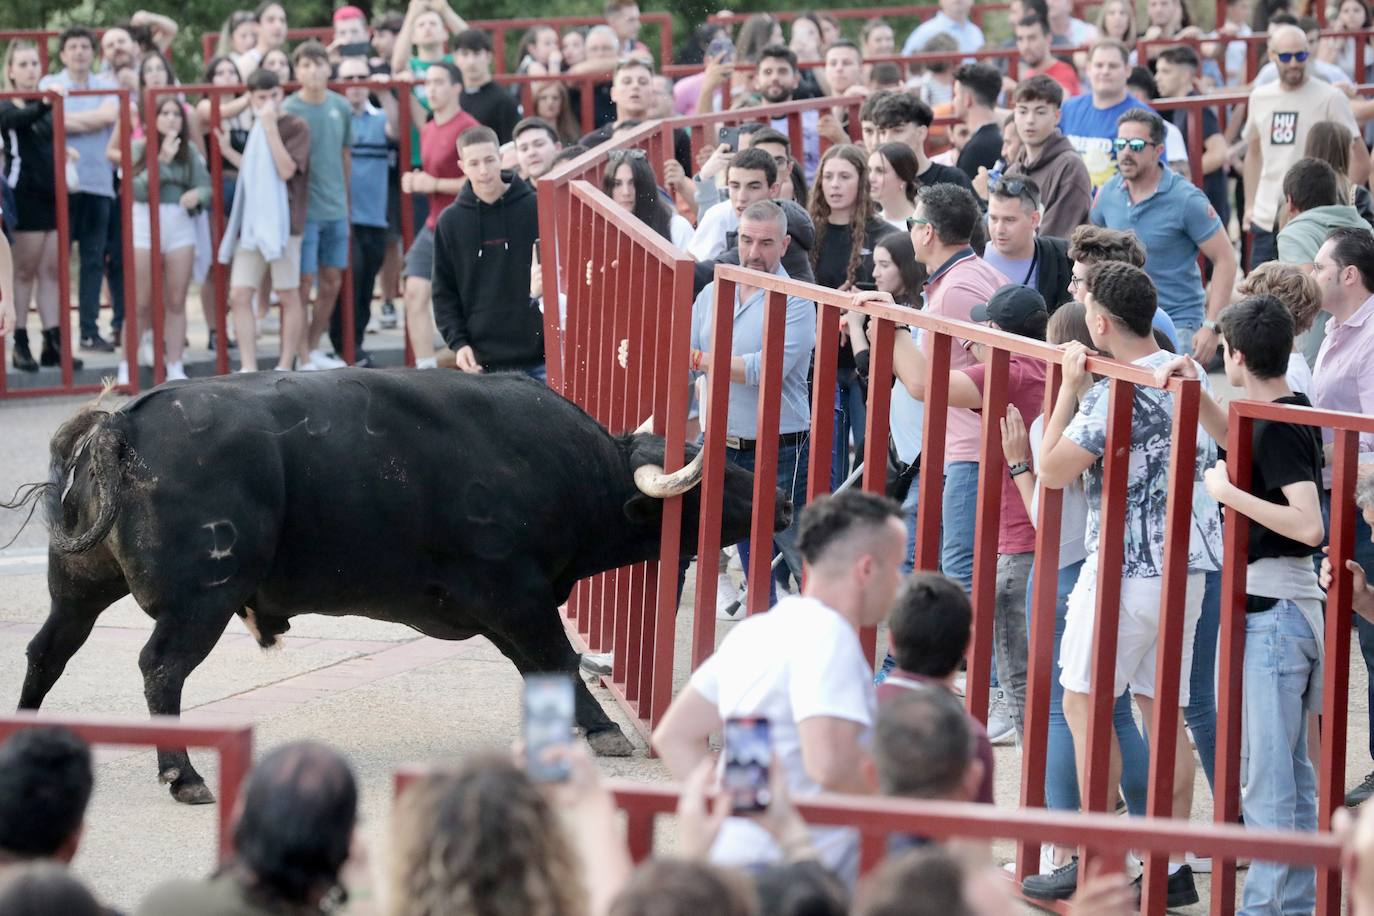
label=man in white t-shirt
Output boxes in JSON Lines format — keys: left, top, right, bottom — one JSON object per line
{"left": 652, "top": 490, "right": 906, "bottom": 879}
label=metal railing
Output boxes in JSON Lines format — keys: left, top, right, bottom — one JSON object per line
{"left": 0, "top": 713, "right": 252, "bottom": 860}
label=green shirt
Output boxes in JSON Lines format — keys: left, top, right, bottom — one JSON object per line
{"left": 136, "top": 875, "right": 320, "bottom": 916}
{"left": 282, "top": 90, "right": 352, "bottom": 223}
{"left": 130, "top": 137, "right": 212, "bottom": 209}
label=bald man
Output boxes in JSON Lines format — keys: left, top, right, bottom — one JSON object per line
{"left": 1243, "top": 24, "right": 1369, "bottom": 266}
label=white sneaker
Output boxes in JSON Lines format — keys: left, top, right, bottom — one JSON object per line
{"left": 986, "top": 687, "right": 1016, "bottom": 745}
{"left": 365, "top": 315, "right": 380, "bottom": 334}
{"left": 716, "top": 574, "right": 743, "bottom": 620}
{"left": 165, "top": 361, "right": 187, "bottom": 381}
{"left": 1184, "top": 854, "right": 1211, "bottom": 874}
{"left": 297, "top": 361, "right": 323, "bottom": 371}
{"left": 309, "top": 349, "right": 347, "bottom": 369}
{"left": 725, "top": 544, "right": 743, "bottom": 573}
{"left": 273, "top": 365, "right": 292, "bottom": 372}
{"left": 138, "top": 330, "right": 154, "bottom": 367}
{"left": 116, "top": 360, "right": 129, "bottom": 386}
{"left": 580, "top": 651, "right": 613, "bottom": 677}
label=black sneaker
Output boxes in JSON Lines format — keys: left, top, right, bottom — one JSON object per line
{"left": 1347, "top": 770, "right": 1374, "bottom": 807}
{"left": 1022, "top": 858, "right": 1078, "bottom": 901}
{"left": 80, "top": 333, "right": 115, "bottom": 352}
{"left": 1132, "top": 864, "right": 1199, "bottom": 908}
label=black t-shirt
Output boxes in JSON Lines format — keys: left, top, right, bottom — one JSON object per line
{"left": 1247, "top": 393, "right": 1324, "bottom": 564}
{"left": 460, "top": 81, "right": 521, "bottom": 143}
{"left": 957, "top": 122, "right": 1003, "bottom": 182}
{"left": 917, "top": 160, "right": 974, "bottom": 192}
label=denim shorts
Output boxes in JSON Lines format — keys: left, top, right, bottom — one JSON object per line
{"left": 301, "top": 217, "right": 350, "bottom": 275}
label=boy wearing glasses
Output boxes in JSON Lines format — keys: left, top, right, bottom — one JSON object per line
{"left": 1090, "top": 110, "right": 1237, "bottom": 365}
{"left": 1243, "top": 23, "right": 1366, "bottom": 266}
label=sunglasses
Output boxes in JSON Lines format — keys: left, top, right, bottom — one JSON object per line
{"left": 906, "top": 215, "right": 931, "bottom": 231}
{"left": 1112, "top": 137, "right": 1151, "bottom": 153}
{"left": 988, "top": 177, "right": 1028, "bottom": 197}
{"left": 608, "top": 148, "right": 648, "bottom": 160}
{"left": 340, "top": 73, "right": 369, "bottom": 81}
{"left": 1275, "top": 50, "right": 1310, "bottom": 62}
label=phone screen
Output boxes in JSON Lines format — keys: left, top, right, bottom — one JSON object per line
{"left": 523, "top": 674, "right": 574, "bottom": 781}
{"left": 722, "top": 717, "right": 771, "bottom": 813}
{"left": 707, "top": 35, "right": 735, "bottom": 64}
{"left": 338, "top": 41, "right": 373, "bottom": 58}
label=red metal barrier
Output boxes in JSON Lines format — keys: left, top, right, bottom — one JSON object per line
{"left": 707, "top": 3, "right": 1015, "bottom": 30}
{"left": 392, "top": 764, "right": 1341, "bottom": 884}
{"left": 198, "top": 13, "right": 673, "bottom": 74}
{"left": 554, "top": 178, "right": 695, "bottom": 734}
{"left": 1209, "top": 399, "right": 1374, "bottom": 915}
{"left": 0, "top": 87, "right": 137, "bottom": 401}
{"left": 0, "top": 713, "right": 252, "bottom": 861}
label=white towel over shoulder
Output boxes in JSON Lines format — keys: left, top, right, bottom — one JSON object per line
{"left": 217, "top": 121, "right": 289, "bottom": 265}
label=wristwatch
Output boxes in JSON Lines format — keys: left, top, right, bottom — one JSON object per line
{"left": 1202, "top": 320, "right": 1220, "bottom": 333}
{"left": 1009, "top": 461, "right": 1031, "bottom": 478}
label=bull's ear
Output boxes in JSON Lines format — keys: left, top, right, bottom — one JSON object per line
{"left": 622, "top": 493, "right": 663, "bottom": 525}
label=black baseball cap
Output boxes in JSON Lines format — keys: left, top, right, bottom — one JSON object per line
{"left": 970, "top": 284, "right": 1048, "bottom": 334}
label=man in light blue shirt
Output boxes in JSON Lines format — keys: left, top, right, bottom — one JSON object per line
{"left": 1090, "top": 109, "right": 1237, "bottom": 363}
{"left": 691, "top": 199, "right": 816, "bottom": 602}
{"left": 39, "top": 27, "right": 119, "bottom": 351}
{"left": 902, "top": 0, "right": 986, "bottom": 55}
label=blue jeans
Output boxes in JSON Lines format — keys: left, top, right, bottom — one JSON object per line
{"left": 727, "top": 436, "right": 809, "bottom": 606}
{"left": 942, "top": 461, "right": 986, "bottom": 681}
{"left": 1185, "top": 569, "right": 1220, "bottom": 794}
{"left": 301, "top": 217, "right": 351, "bottom": 274}
{"left": 104, "top": 190, "right": 126, "bottom": 333}
{"left": 1239, "top": 600, "right": 1319, "bottom": 916}
{"left": 831, "top": 368, "right": 867, "bottom": 491}
{"left": 1320, "top": 493, "right": 1374, "bottom": 761}
{"left": 68, "top": 192, "right": 113, "bottom": 338}
{"left": 1029, "top": 558, "right": 1150, "bottom": 814}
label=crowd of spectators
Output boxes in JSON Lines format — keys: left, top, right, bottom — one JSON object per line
{"left": 8, "top": 1, "right": 1374, "bottom": 913}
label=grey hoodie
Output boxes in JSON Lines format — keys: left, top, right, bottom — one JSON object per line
{"left": 1006, "top": 130, "right": 1093, "bottom": 241}
{"left": 1278, "top": 204, "right": 1369, "bottom": 264}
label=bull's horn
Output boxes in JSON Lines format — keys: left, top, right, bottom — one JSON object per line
{"left": 633, "top": 448, "right": 705, "bottom": 498}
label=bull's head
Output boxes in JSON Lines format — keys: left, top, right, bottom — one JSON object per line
{"left": 622, "top": 434, "right": 792, "bottom": 549}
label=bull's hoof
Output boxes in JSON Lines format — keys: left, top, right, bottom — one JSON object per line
{"left": 586, "top": 727, "right": 634, "bottom": 757}
{"left": 170, "top": 781, "right": 216, "bottom": 805}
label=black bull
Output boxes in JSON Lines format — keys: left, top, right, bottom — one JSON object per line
{"left": 11, "top": 369, "right": 789, "bottom": 803}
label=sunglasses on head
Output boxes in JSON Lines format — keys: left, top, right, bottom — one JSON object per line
{"left": 1113, "top": 137, "right": 1151, "bottom": 153}
{"left": 1275, "top": 50, "right": 1310, "bottom": 62}
{"left": 988, "top": 177, "right": 1028, "bottom": 197}
{"left": 609, "top": 148, "right": 648, "bottom": 160}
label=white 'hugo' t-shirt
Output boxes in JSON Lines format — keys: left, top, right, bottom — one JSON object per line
{"left": 689, "top": 595, "right": 876, "bottom": 873}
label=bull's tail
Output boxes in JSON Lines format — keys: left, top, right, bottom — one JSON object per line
{"left": 42, "top": 399, "right": 126, "bottom": 554}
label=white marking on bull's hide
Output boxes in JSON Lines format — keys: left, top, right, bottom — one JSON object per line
{"left": 242, "top": 607, "right": 265, "bottom": 645}
{"left": 204, "top": 520, "right": 237, "bottom": 560}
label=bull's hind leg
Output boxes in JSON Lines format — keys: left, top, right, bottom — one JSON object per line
{"left": 138, "top": 602, "right": 236, "bottom": 804}
{"left": 18, "top": 575, "right": 130, "bottom": 710}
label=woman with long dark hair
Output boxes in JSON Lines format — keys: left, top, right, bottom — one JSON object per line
{"left": 602, "top": 148, "right": 692, "bottom": 249}
{"left": 0, "top": 40, "right": 78, "bottom": 372}
{"left": 810, "top": 143, "right": 895, "bottom": 489}
{"left": 868, "top": 141, "right": 920, "bottom": 232}
{"left": 128, "top": 97, "right": 212, "bottom": 381}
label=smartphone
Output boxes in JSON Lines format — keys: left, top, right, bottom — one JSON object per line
{"left": 337, "top": 41, "right": 373, "bottom": 58}
{"left": 718, "top": 125, "right": 741, "bottom": 151}
{"left": 523, "top": 674, "right": 574, "bottom": 782}
{"left": 722, "top": 716, "right": 772, "bottom": 813}
{"left": 707, "top": 35, "right": 735, "bottom": 64}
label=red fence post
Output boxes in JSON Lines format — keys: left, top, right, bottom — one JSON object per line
{"left": 51, "top": 92, "right": 74, "bottom": 391}
{"left": 146, "top": 88, "right": 165, "bottom": 387}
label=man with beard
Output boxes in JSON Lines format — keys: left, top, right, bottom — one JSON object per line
{"left": 738, "top": 45, "right": 820, "bottom": 180}
{"left": 1091, "top": 110, "right": 1237, "bottom": 363}
{"left": 1244, "top": 23, "right": 1367, "bottom": 266}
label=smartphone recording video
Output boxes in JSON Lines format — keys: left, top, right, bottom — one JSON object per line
{"left": 718, "top": 125, "right": 741, "bottom": 152}
{"left": 723, "top": 716, "right": 771, "bottom": 813}
{"left": 523, "top": 674, "right": 574, "bottom": 782}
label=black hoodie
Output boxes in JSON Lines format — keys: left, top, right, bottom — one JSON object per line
{"left": 431, "top": 171, "right": 543, "bottom": 371}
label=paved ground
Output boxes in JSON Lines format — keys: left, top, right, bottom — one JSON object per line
{"left": 1, "top": 387, "right": 1369, "bottom": 913}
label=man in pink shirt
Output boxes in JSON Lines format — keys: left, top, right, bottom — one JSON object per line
{"left": 1311, "top": 227, "right": 1374, "bottom": 806}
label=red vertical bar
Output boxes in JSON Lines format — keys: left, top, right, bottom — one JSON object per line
{"left": 1211, "top": 409, "right": 1252, "bottom": 915}
{"left": 1080, "top": 381, "right": 1133, "bottom": 847}
{"left": 807, "top": 303, "right": 839, "bottom": 502}
{"left": 581, "top": 76, "right": 595, "bottom": 136}
{"left": 858, "top": 316, "right": 896, "bottom": 664}
{"left": 745, "top": 288, "right": 787, "bottom": 617}
{"left": 119, "top": 91, "right": 138, "bottom": 394}
{"left": 216, "top": 730, "right": 253, "bottom": 861}
{"left": 625, "top": 810, "right": 655, "bottom": 863}
{"left": 692, "top": 275, "right": 737, "bottom": 666}
{"left": 657, "top": 17, "right": 671, "bottom": 68}
{"left": 787, "top": 112, "right": 805, "bottom": 170}
{"left": 1138, "top": 377, "right": 1199, "bottom": 914}
{"left": 1316, "top": 428, "right": 1360, "bottom": 913}
{"left": 146, "top": 89, "right": 165, "bottom": 386}
{"left": 1016, "top": 361, "right": 1065, "bottom": 881}
{"left": 397, "top": 92, "right": 415, "bottom": 369}
{"left": 202, "top": 33, "right": 215, "bottom": 65}
{"left": 209, "top": 93, "right": 229, "bottom": 377}
{"left": 537, "top": 181, "right": 563, "bottom": 392}
{"left": 967, "top": 346, "right": 1009, "bottom": 725}
{"left": 494, "top": 27, "right": 507, "bottom": 75}
{"left": 51, "top": 92, "right": 74, "bottom": 391}
{"left": 913, "top": 333, "right": 952, "bottom": 571}
{"left": 1187, "top": 108, "right": 1205, "bottom": 188}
